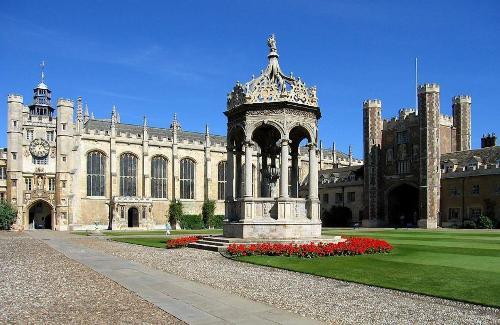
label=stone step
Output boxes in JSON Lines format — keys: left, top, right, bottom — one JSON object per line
{"left": 199, "top": 236, "right": 232, "bottom": 243}
{"left": 196, "top": 240, "right": 226, "bottom": 246}
{"left": 187, "top": 242, "right": 225, "bottom": 252}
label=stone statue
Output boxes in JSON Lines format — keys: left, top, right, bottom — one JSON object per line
{"left": 37, "top": 176, "right": 43, "bottom": 189}
{"left": 267, "top": 34, "right": 277, "bottom": 52}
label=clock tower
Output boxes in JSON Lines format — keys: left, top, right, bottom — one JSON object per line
{"left": 6, "top": 63, "right": 71, "bottom": 230}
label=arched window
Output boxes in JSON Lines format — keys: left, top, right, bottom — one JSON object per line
{"left": 218, "top": 161, "right": 226, "bottom": 200}
{"left": 180, "top": 158, "right": 195, "bottom": 199}
{"left": 120, "top": 153, "right": 137, "bottom": 196}
{"left": 87, "top": 151, "right": 105, "bottom": 196}
{"left": 151, "top": 156, "right": 167, "bottom": 198}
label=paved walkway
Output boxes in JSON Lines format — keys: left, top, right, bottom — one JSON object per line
{"left": 29, "top": 231, "right": 321, "bottom": 325}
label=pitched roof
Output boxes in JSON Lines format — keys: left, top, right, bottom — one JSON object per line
{"left": 441, "top": 146, "right": 500, "bottom": 166}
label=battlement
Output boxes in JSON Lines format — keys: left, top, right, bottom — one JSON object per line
{"left": 452, "top": 95, "right": 471, "bottom": 104}
{"left": 417, "top": 83, "right": 440, "bottom": 94}
{"left": 57, "top": 98, "right": 74, "bottom": 107}
{"left": 363, "top": 99, "right": 382, "bottom": 108}
{"left": 439, "top": 114, "right": 454, "bottom": 126}
{"left": 7, "top": 94, "right": 23, "bottom": 103}
{"left": 398, "top": 108, "right": 416, "bottom": 119}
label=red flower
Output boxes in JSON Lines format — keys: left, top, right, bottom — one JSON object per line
{"left": 166, "top": 236, "right": 200, "bottom": 248}
{"left": 226, "top": 237, "right": 393, "bottom": 258}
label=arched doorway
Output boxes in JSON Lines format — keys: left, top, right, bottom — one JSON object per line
{"left": 387, "top": 184, "right": 418, "bottom": 226}
{"left": 28, "top": 201, "right": 53, "bottom": 229}
{"left": 128, "top": 207, "right": 139, "bottom": 227}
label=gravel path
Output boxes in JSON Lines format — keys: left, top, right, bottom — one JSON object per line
{"left": 70, "top": 234, "right": 500, "bottom": 325}
{"left": 0, "top": 232, "right": 184, "bottom": 324}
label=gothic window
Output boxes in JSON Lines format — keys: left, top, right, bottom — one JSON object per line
{"left": 48, "top": 178, "right": 55, "bottom": 192}
{"left": 33, "top": 156, "right": 48, "bottom": 165}
{"left": 180, "top": 158, "right": 195, "bottom": 199}
{"left": 471, "top": 184, "right": 480, "bottom": 195}
{"left": 469, "top": 207, "right": 481, "bottom": 220}
{"left": 397, "top": 160, "right": 410, "bottom": 174}
{"left": 347, "top": 191, "right": 356, "bottom": 202}
{"left": 26, "top": 129, "right": 34, "bottom": 140}
{"left": 0, "top": 167, "right": 6, "bottom": 180}
{"left": 322, "top": 193, "right": 329, "bottom": 204}
{"left": 335, "top": 193, "right": 344, "bottom": 204}
{"left": 217, "top": 161, "right": 226, "bottom": 200}
{"left": 396, "top": 131, "right": 409, "bottom": 144}
{"left": 25, "top": 178, "right": 32, "bottom": 191}
{"left": 151, "top": 156, "right": 167, "bottom": 198}
{"left": 120, "top": 153, "right": 137, "bottom": 197}
{"left": 87, "top": 151, "right": 106, "bottom": 196}
{"left": 46, "top": 131, "right": 54, "bottom": 142}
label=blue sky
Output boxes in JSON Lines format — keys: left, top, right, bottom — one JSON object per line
{"left": 1, "top": 0, "right": 499, "bottom": 157}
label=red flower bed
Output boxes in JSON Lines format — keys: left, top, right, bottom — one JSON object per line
{"left": 166, "top": 236, "right": 200, "bottom": 248}
{"left": 227, "top": 237, "right": 392, "bottom": 258}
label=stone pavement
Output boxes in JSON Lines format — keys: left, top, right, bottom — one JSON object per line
{"left": 29, "top": 231, "right": 321, "bottom": 325}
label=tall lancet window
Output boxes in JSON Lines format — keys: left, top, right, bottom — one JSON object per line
{"left": 180, "top": 158, "right": 195, "bottom": 199}
{"left": 217, "top": 161, "right": 226, "bottom": 200}
{"left": 120, "top": 153, "right": 137, "bottom": 196}
{"left": 87, "top": 151, "right": 105, "bottom": 196}
{"left": 151, "top": 156, "right": 167, "bottom": 198}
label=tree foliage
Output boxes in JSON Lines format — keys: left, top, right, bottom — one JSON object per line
{"left": 0, "top": 201, "right": 17, "bottom": 230}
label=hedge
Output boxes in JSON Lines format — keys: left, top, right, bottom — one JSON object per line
{"left": 178, "top": 214, "right": 204, "bottom": 230}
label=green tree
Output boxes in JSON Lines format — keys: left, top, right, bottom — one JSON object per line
{"left": 0, "top": 201, "right": 17, "bottom": 230}
{"left": 168, "top": 200, "right": 183, "bottom": 228}
{"left": 202, "top": 200, "right": 216, "bottom": 228}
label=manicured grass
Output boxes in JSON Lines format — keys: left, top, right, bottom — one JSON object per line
{"left": 111, "top": 237, "right": 168, "bottom": 248}
{"left": 72, "top": 229, "right": 222, "bottom": 236}
{"left": 238, "top": 229, "right": 500, "bottom": 308}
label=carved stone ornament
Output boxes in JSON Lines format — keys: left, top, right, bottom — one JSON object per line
{"left": 227, "top": 35, "right": 318, "bottom": 110}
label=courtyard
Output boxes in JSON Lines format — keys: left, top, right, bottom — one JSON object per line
{"left": 2, "top": 228, "right": 498, "bottom": 324}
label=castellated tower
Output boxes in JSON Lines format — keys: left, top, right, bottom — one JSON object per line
{"left": 56, "top": 99, "right": 74, "bottom": 229}
{"left": 452, "top": 95, "right": 472, "bottom": 152}
{"left": 7, "top": 94, "right": 24, "bottom": 226}
{"left": 362, "top": 99, "right": 382, "bottom": 227}
{"left": 418, "top": 84, "right": 441, "bottom": 229}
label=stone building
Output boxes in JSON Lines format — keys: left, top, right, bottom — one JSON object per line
{"left": 0, "top": 148, "right": 7, "bottom": 202}
{"left": 5, "top": 50, "right": 353, "bottom": 231}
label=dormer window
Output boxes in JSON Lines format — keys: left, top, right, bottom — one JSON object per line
{"left": 468, "top": 162, "right": 478, "bottom": 171}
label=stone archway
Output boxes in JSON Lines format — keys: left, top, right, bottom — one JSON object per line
{"left": 127, "top": 207, "right": 139, "bottom": 227}
{"left": 387, "top": 184, "right": 419, "bottom": 226}
{"left": 28, "top": 200, "right": 53, "bottom": 230}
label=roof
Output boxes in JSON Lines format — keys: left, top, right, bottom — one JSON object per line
{"left": 84, "top": 119, "right": 227, "bottom": 144}
{"left": 441, "top": 146, "right": 500, "bottom": 166}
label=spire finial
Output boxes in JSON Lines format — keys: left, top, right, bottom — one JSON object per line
{"left": 205, "top": 124, "right": 209, "bottom": 136}
{"left": 143, "top": 115, "right": 147, "bottom": 128}
{"left": 40, "top": 61, "right": 45, "bottom": 83}
{"left": 91, "top": 112, "right": 95, "bottom": 119}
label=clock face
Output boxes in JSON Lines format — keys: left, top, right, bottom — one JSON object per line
{"left": 29, "top": 138, "right": 50, "bottom": 158}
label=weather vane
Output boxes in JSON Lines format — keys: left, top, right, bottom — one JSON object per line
{"left": 40, "top": 61, "right": 46, "bottom": 83}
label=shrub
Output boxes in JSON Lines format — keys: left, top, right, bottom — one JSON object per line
{"left": 227, "top": 237, "right": 393, "bottom": 258}
{"left": 168, "top": 200, "right": 183, "bottom": 228}
{"left": 202, "top": 200, "right": 216, "bottom": 228}
{"left": 463, "top": 220, "right": 476, "bottom": 229}
{"left": 178, "top": 214, "right": 204, "bottom": 230}
{"left": 477, "top": 215, "right": 494, "bottom": 229}
{"left": 0, "top": 201, "right": 17, "bottom": 230}
{"left": 166, "top": 236, "right": 199, "bottom": 248}
{"left": 209, "top": 214, "right": 224, "bottom": 229}
{"left": 321, "top": 206, "right": 352, "bottom": 227}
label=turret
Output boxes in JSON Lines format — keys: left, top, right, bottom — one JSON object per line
{"left": 362, "top": 99, "right": 382, "bottom": 226}
{"left": 452, "top": 95, "right": 472, "bottom": 151}
{"left": 417, "top": 83, "right": 441, "bottom": 229}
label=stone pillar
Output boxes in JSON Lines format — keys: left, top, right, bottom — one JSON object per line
{"left": 290, "top": 146, "right": 299, "bottom": 198}
{"left": 261, "top": 153, "right": 269, "bottom": 197}
{"left": 226, "top": 146, "right": 234, "bottom": 200}
{"left": 308, "top": 143, "right": 318, "bottom": 199}
{"left": 244, "top": 142, "right": 253, "bottom": 197}
{"left": 235, "top": 150, "right": 242, "bottom": 198}
{"left": 279, "top": 139, "right": 289, "bottom": 198}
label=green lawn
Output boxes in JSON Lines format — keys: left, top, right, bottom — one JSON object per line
{"left": 237, "top": 229, "right": 500, "bottom": 308}
{"left": 72, "top": 229, "right": 222, "bottom": 236}
{"left": 111, "top": 237, "right": 168, "bottom": 248}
